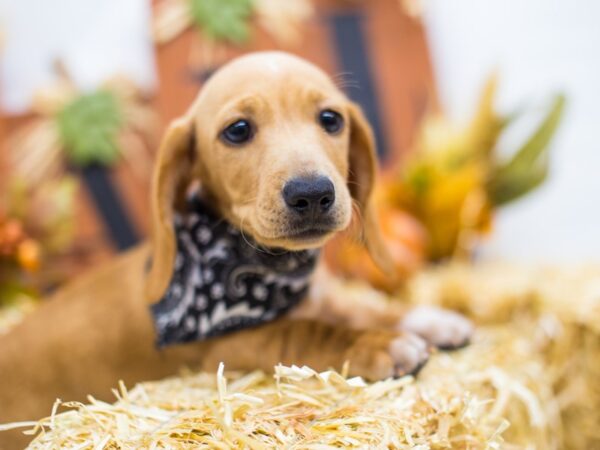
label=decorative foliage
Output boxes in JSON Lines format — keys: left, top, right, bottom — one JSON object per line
{"left": 386, "top": 76, "right": 565, "bottom": 261}
{"left": 153, "top": 0, "right": 313, "bottom": 67}
{"left": 57, "top": 90, "right": 123, "bottom": 166}
{"left": 189, "top": 0, "right": 253, "bottom": 44}
{"left": 0, "top": 177, "right": 77, "bottom": 307}
{"left": 488, "top": 94, "right": 565, "bottom": 205}
{"left": 9, "top": 75, "right": 159, "bottom": 185}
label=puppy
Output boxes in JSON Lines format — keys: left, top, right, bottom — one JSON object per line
{"left": 0, "top": 52, "right": 472, "bottom": 449}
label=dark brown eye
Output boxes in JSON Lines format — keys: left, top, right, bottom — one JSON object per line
{"left": 221, "top": 119, "right": 253, "bottom": 145}
{"left": 318, "top": 109, "right": 344, "bottom": 134}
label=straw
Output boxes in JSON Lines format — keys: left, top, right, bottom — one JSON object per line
{"left": 2, "top": 263, "right": 599, "bottom": 449}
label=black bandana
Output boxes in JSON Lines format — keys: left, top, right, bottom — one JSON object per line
{"left": 151, "top": 196, "right": 319, "bottom": 346}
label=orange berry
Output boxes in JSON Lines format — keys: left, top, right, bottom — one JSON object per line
{"left": 17, "top": 239, "right": 41, "bottom": 272}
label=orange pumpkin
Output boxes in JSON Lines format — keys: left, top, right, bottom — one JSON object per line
{"left": 324, "top": 205, "right": 426, "bottom": 293}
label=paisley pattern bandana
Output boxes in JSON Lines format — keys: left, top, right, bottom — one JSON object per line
{"left": 151, "top": 195, "right": 319, "bottom": 347}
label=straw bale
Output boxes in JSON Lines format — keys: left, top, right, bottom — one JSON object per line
{"left": 2, "top": 263, "right": 599, "bottom": 449}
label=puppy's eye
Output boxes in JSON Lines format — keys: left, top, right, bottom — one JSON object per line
{"left": 221, "top": 119, "right": 253, "bottom": 145}
{"left": 318, "top": 109, "right": 344, "bottom": 134}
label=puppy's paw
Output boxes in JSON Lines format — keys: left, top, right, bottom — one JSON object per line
{"left": 345, "top": 330, "right": 430, "bottom": 381}
{"left": 400, "top": 305, "right": 474, "bottom": 350}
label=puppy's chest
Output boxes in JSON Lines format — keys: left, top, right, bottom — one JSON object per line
{"left": 151, "top": 197, "right": 319, "bottom": 346}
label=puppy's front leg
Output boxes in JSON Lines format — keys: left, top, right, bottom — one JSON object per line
{"left": 197, "top": 318, "right": 429, "bottom": 381}
{"left": 292, "top": 267, "right": 473, "bottom": 350}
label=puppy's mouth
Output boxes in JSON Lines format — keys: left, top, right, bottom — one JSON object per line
{"left": 244, "top": 211, "right": 346, "bottom": 250}
{"left": 286, "top": 227, "right": 332, "bottom": 240}
{"left": 283, "top": 218, "right": 337, "bottom": 242}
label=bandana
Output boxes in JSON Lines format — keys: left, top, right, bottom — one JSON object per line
{"left": 151, "top": 195, "right": 319, "bottom": 347}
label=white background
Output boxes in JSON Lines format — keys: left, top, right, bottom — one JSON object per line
{"left": 0, "top": 0, "right": 156, "bottom": 114}
{"left": 423, "top": 0, "right": 600, "bottom": 263}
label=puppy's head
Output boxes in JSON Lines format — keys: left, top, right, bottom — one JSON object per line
{"left": 146, "top": 52, "right": 394, "bottom": 301}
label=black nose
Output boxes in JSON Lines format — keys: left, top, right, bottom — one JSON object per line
{"left": 283, "top": 176, "right": 335, "bottom": 216}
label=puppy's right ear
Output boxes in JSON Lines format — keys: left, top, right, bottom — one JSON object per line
{"left": 145, "top": 115, "right": 195, "bottom": 303}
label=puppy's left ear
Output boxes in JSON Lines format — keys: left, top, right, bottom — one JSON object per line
{"left": 347, "top": 102, "right": 396, "bottom": 279}
{"left": 145, "top": 114, "right": 196, "bottom": 304}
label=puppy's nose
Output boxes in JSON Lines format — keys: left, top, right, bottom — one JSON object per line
{"left": 283, "top": 176, "right": 335, "bottom": 216}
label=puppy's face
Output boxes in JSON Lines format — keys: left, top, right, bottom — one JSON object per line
{"left": 191, "top": 54, "right": 354, "bottom": 250}
{"left": 146, "top": 52, "right": 391, "bottom": 302}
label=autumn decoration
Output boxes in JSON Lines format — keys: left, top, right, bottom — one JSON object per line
{"left": 327, "top": 76, "right": 565, "bottom": 291}
{"left": 0, "top": 177, "right": 77, "bottom": 326}
{"left": 9, "top": 73, "right": 159, "bottom": 185}
{"left": 153, "top": 0, "right": 313, "bottom": 68}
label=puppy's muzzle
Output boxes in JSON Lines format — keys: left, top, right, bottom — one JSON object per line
{"left": 282, "top": 176, "right": 337, "bottom": 239}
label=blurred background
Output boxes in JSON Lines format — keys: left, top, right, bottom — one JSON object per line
{"left": 0, "top": 0, "right": 597, "bottom": 309}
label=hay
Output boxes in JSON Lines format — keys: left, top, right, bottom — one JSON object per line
{"left": 3, "top": 263, "right": 600, "bottom": 449}
{"left": 10, "top": 337, "right": 550, "bottom": 449}
{"left": 408, "top": 263, "right": 600, "bottom": 449}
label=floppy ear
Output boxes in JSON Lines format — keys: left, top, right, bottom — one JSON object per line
{"left": 145, "top": 115, "right": 196, "bottom": 303}
{"left": 347, "top": 102, "right": 397, "bottom": 279}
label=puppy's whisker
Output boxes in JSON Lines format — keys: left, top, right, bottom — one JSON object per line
{"left": 350, "top": 199, "right": 367, "bottom": 243}
{"left": 346, "top": 180, "right": 364, "bottom": 187}
{"left": 335, "top": 83, "right": 361, "bottom": 92}
{"left": 332, "top": 72, "right": 360, "bottom": 91}
{"left": 336, "top": 81, "right": 361, "bottom": 90}
{"left": 239, "top": 215, "right": 287, "bottom": 256}
{"left": 331, "top": 71, "right": 356, "bottom": 82}
{"left": 346, "top": 168, "right": 367, "bottom": 189}
{"left": 239, "top": 215, "right": 265, "bottom": 253}
{"left": 240, "top": 196, "right": 259, "bottom": 207}
{"left": 351, "top": 198, "right": 363, "bottom": 218}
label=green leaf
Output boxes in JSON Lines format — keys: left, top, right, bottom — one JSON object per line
{"left": 189, "top": 0, "right": 254, "bottom": 44}
{"left": 505, "top": 94, "right": 565, "bottom": 172}
{"left": 488, "top": 93, "right": 565, "bottom": 206}
{"left": 488, "top": 156, "right": 549, "bottom": 205}
{"left": 57, "top": 90, "right": 124, "bottom": 167}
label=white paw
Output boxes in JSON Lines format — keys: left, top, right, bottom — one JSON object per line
{"left": 400, "top": 305, "right": 474, "bottom": 349}
{"left": 388, "top": 332, "right": 430, "bottom": 377}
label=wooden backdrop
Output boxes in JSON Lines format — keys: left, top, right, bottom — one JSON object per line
{"left": 0, "top": 0, "right": 436, "bottom": 279}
